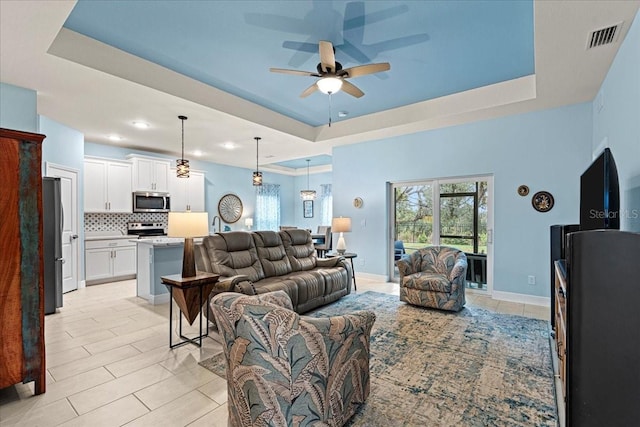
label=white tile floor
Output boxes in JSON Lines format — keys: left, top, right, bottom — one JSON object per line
{"left": 0, "top": 278, "right": 549, "bottom": 426}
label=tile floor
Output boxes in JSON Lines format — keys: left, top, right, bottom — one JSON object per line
{"left": 0, "top": 278, "right": 549, "bottom": 426}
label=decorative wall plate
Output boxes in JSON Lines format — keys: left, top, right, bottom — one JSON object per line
{"left": 353, "top": 197, "right": 364, "bottom": 209}
{"left": 517, "top": 185, "right": 530, "bottom": 197}
{"left": 532, "top": 191, "right": 554, "bottom": 212}
{"left": 218, "top": 193, "right": 243, "bottom": 223}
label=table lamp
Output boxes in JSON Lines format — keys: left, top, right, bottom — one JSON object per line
{"left": 168, "top": 212, "right": 209, "bottom": 277}
{"left": 245, "top": 217, "right": 253, "bottom": 230}
{"left": 332, "top": 217, "right": 352, "bottom": 254}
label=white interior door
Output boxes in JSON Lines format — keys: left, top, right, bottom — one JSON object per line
{"left": 46, "top": 163, "right": 79, "bottom": 293}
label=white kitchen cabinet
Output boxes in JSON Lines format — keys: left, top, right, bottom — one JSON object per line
{"left": 168, "top": 169, "right": 205, "bottom": 211}
{"left": 84, "top": 157, "right": 132, "bottom": 212}
{"left": 85, "top": 239, "right": 137, "bottom": 285}
{"left": 129, "top": 156, "right": 170, "bottom": 192}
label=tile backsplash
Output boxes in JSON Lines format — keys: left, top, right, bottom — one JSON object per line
{"left": 85, "top": 213, "right": 168, "bottom": 234}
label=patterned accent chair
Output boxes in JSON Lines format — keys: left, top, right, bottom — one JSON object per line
{"left": 397, "top": 246, "right": 467, "bottom": 312}
{"left": 211, "top": 290, "right": 376, "bottom": 427}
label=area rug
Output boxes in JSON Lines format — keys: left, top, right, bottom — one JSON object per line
{"left": 199, "top": 291, "right": 557, "bottom": 426}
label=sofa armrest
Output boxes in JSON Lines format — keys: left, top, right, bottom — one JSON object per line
{"left": 316, "top": 257, "right": 342, "bottom": 268}
{"left": 214, "top": 275, "right": 251, "bottom": 293}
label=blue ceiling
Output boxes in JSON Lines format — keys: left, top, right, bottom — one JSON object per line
{"left": 63, "top": 0, "right": 534, "bottom": 127}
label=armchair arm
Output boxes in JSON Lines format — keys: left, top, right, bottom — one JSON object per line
{"left": 396, "top": 255, "right": 415, "bottom": 277}
{"left": 448, "top": 258, "right": 468, "bottom": 283}
{"left": 301, "top": 310, "right": 376, "bottom": 338}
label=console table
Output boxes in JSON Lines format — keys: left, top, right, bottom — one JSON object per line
{"left": 161, "top": 272, "right": 219, "bottom": 348}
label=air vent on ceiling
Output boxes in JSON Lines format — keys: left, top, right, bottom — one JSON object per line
{"left": 587, "top": 22, "right": 623, "bottom": 49}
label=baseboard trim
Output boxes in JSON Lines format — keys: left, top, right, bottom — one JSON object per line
{"left": 148, "top": 293, "right": 170, "bottom": 305}
{"left": 357, "top": 272, "right": 387, "bottom": 282}
{"left": 79, "top": 280, "right": 86, "bottom": 289}
{"left": 492, "top": 290, "right": 550, "bottom": 307}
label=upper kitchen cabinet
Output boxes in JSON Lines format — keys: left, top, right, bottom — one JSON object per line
{"left": 168, "top": 169, "right": 205, "bottom": 212}
{"left": 84, "top": 157, "right": 132, "bottom": 213}
{"left": 128, "top": 155, "right": 170, "bottom": 192}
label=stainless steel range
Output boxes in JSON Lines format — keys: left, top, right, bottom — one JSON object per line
{"left": 127, "top": 221, "right": 166, "bottom": 238}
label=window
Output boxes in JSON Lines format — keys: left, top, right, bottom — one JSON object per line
{"left": 255, "top": 183, "right": 280, "bottom": 231}
{"left": 319, "top": 184, "right": 332, "bottom": 225}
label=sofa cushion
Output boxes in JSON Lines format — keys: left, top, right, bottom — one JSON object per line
{"left": 280, "top": 229, "right": 317, "bottom": 271}
{"left": 253, "top": 231, "right": 292, "bottom": 278}
{"left": 201, "top": 232, "right": 265, "bottom": 282}
{"left": 402, "top": 272, "right": 451, "bottom": 293}
{"left": 252, "top": 276, "right": 300, "bottom": 308}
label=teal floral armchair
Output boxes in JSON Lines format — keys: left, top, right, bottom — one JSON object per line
{"left": 397, "top": 246, "right": 467, "bottom": 312}
{"left": 210, "top": 290, "right": 376, "bottom": 427}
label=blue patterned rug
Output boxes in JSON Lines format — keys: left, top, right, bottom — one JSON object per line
{"left": 200, "top": 291, "right": 557, "bottom": 426}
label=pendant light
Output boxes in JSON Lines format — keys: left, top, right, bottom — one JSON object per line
{"left": 300, "top": 159, "right": 316, "bottom": 200}
{"left": 176, "top": 115, "right": 190, "bottom": 178}
{"left": 252, "top": 136, "right": 263, "bottom": 186}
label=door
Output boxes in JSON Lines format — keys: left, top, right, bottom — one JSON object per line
{"left": 390, "top": 175, "right": 493, "bottom": 294}
{"left": 46, "top": 163, "right": 79, "bottom": 293}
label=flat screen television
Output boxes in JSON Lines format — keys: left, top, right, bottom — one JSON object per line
{"left": 580, "top": 147, "right": 620, "bottom": 230}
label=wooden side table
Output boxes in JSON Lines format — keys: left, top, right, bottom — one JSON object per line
{"left": 161, "top": 272, "right": 220, "bottom": 348}
{"left": 326, "top": 252, "right": 357, "bottom": 290}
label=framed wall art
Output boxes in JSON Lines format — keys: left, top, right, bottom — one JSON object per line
{"left": 303, "top": 200, "right": 314, "bottom": 218}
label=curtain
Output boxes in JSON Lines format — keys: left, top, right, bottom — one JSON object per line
{"left": 255, "top": 183, "right": 280, "bottom": 231}
{"left": 319, "top": 184, "right": 332, "bottom": 226}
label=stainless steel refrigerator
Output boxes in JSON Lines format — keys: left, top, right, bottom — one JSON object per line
{"left": 43, "top": 177, "right": 63, "bottom": 314}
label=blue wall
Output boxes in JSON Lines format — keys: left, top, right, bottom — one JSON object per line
{"left": 592, "top": 10, "right": 640, "bottom": 232}
{"left": 333, "top": 103, "right": 592, "bottom": 298}
{"left": 0, "top": 82, "right": 38, "bottom": 132}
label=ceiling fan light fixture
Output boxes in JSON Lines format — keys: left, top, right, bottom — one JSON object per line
{"left": 317, "top": 77, "right": 343, "bottom": 94}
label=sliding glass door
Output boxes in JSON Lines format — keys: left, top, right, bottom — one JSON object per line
{"left": 390, "top": 176, "right": 492, "bottom": 294}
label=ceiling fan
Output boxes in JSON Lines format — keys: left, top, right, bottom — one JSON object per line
{"left": 270, "top": 40, "right": 390, "bottom": 98}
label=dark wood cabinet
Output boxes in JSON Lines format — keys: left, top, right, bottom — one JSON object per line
{"left": 0, "top": 128, "right": 47, "bottom": 395}
{"left": 553, "top": 230, "right": 640, "bottom": 426}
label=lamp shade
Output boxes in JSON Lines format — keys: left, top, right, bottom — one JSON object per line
{"left": 331, "top": 217, "right": 352, "bottom": 233}
{"left": 317, "top": 77, "right": 343, "bottom": 94}
{"left": 244, "top": 218, "right": 253, "bottom": 227}
{"left": 168, "top": 212, "right": 209, "bottom": 238}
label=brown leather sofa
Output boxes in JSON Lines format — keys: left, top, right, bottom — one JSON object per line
{"left": 194, "top": 229, "right": 353, "bottom": 313}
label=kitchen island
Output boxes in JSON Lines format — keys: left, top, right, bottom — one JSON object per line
{"left": 133, "top": 238, "right": 184, "bottom": 304}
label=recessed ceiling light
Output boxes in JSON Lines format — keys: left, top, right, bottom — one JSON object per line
{"left": 132, "top": 121, "right": 149, "bottom": 129}
{"left": 108, "top": 135, "right": 123, "bottom": 141}
{"left": 193, "top": 150, "right": 203, "bottom": 157}
{"left": 221, "top": 142, "right": 235, "bottom": 150}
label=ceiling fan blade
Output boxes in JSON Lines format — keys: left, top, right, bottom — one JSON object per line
{"left": 340, "top": 62, "right": 390, "bottom": 78}
{"left": 341, "top": 80, "right": 364, "bottom": 98}
{"left": 270, "top": 68, "right": 320, "bottom": 77}
{"left": 282, "top": 41, "right": 318, "bottom": 53}
{"left": 300, "top": 83, "right": 318, "bottom": 98}
{"left": 319, "top": 40, "right": 336, "bottom": 73}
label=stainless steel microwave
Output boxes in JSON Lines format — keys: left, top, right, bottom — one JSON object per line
{"left": 132, "top": 192, "right": 170, "bottom": 213}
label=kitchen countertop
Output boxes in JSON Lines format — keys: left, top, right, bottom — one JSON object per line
{"left": 85, "top": 231, "right": 131, "bottom": 241}
{"left": 131, "top": 237, "right": 184, "bottom": 246}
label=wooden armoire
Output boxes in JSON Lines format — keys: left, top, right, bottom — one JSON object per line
{"left": 0, "top": 128, "right": 46, "bottom": 395}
